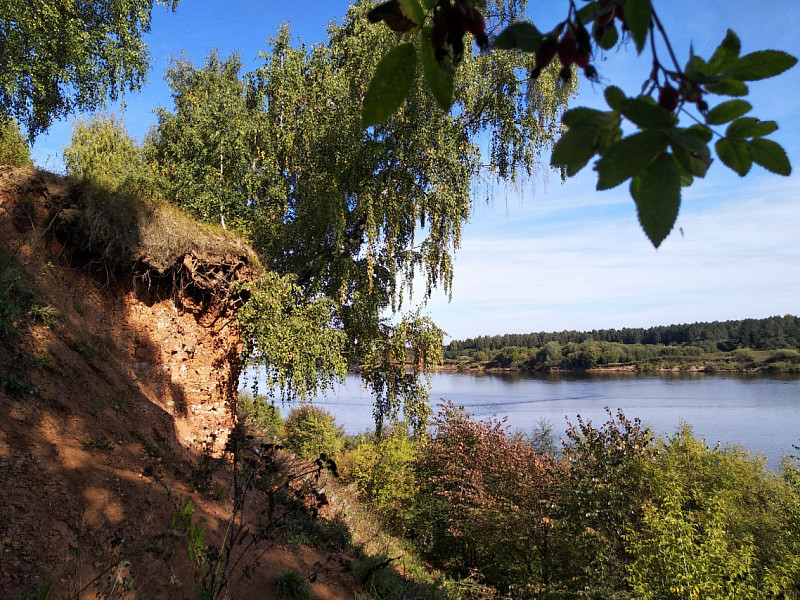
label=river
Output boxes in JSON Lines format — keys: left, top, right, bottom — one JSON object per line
{"left": 239, "top": 369, "right": 800, "bottom": 468}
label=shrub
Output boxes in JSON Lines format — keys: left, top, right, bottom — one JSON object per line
{"left": 238, "top": 392, "right": 284, "bottom": 439}
{"left": 343, "top": 427, "right": 419, "bottom": 532}
{"left": 0, "top": 118, "right": 32, "bottom": 166}
{"left": 283, "top": 404, "right": 344, "bottom": 460}
{"left": 63, "top": 114, "right": 140, "bottom": 190}
{"left": 413, "top": 402, "right": 567, "bottom": 592}
{"left": 275, "top": 570, "right": 311, "bottom": 600}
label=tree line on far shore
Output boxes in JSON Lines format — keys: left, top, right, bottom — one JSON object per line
{"left": 445, "top": 315, "right": 800, "bottom": 372}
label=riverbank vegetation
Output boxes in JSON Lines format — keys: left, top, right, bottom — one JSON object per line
{"left": 444, "top": 315, "right": 800, "bottom": 373}
{"left": 246, "top": 395, "right": 800, "bottom": 600}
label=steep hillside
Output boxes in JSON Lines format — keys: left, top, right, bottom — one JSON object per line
{"left": 0, "top": 167, "right": 359, "bottom": 599}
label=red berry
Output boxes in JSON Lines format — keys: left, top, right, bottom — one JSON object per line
{"left": 535, "top": 37, "right": 558, "bottom": 69}
{"left": 658, "top": 84, "right": 680, "bottom": 112}
{"left": 465, "top": 7, "right": 489, "bottom": 50}
{"left": 597, "top": 0, "right": 615, "bottom": 26}
{"left": 557, "top": 29, "right": 578, "bottom": 66}
{"left": 430, "top": 18, "right": 447, "bottom": 50}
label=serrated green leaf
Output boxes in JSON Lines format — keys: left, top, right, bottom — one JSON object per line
{"left": 704, "top": 79, "right": 749, "bottom": 96}
{"left": 667, "top": 128, "right": 710, "bottom": 151}
{"left": 362, "top": 43, "right": 418, "bottom": 129}
{"left": 551, "top": 127, "right": 600, "bottom": 177}
{"left": 685, "top": 55, "right": 710, "bottom": 79}
{"left": 725, "top": 117, "right": 778, "bottom": 139}
{"left": 672, "top": 144, "right": 712, "bottom": 178}
{"left": 576, "top": 1, "right": 600, "bottom": 25}
{"left": 631, "top": 152, "right": 681, "bottom": 248}
{"left": 553, "top": 108, "right": 622, "bottom": 176}
{"left": 748, "top": 138, "right": 791, "bottom": 175}
{"left": 604, "top": 86, "right": 626, "bottom": 111}
{"left": 716, "top": 137, "right": 752, "bottom": 176}
{"left": 493, "top": 22, "right": 543, "bottom": 52}
{"left": 620, "top": 96, "right": 677, "bottom": 129}
{"left": 726, "top": 50, "right": 798, "bottom": 82}
{"left": 625, "top": 0, "right": 651, "bottom": 54}
{"left": 706, "top": 99, "right": 752, "bottom": 125}
{"left": 599, "top": 22, "right": 619, "bottom": 50}
{"left": 397, "top": 0, "right": 425, "bottom": 27}
{"left": 595, "top": 130, "right": 668, "bottom": 190}
{"left": 562, "top": 107, "right": 619, "bottom": 129}
{"left": 687, "top": 124, "right": 713, "bottom": 144}
{"left": 708, "top": 29, "right": 741, "bottom": 72}
{"left": 420, "top": 34, "right": 454, "bottom": 113}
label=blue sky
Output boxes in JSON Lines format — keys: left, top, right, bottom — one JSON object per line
{"left": 29, "top": 0, "right": 800, "bottom": 340}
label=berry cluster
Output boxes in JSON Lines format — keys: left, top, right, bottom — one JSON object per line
{"left": 657, "top": 79, "right": 708, "bottom": 114}
{"left": 430, "top": 0, "right": 488, "bottom": 67}
{"left": 532, "top": 20, "right": 597, "bottom": 84}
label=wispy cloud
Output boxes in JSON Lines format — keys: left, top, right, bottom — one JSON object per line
{"left": 417, "top": 174, "right": 800, "bottom": 339}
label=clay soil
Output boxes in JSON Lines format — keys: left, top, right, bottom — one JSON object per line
{"left": 0, "top": 167, "right": 361, "bottom": 600}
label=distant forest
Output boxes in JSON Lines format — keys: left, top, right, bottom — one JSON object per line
{"left": 447, "top": 315, "right": 800, "bottom": 356}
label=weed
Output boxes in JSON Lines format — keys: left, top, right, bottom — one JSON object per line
{"left": 82, "top": 434, "right": 116, "bottom": 452}
{"left": 28, "top": 303, "right": 63, "bottom": 329}
{"left": 132, "top": 428, "right": 176, "bottom": 476}
{"left": 1, "top": 375, "right": 39, "bottom": 402}
{"left": 73, "top": 333, "right": 99, "bottom": 362}
{"left": 275, "top": 570, "right": 312, "bottom": 600}
{"left": 17, "top": 580, "right": 53, "bottom": 600}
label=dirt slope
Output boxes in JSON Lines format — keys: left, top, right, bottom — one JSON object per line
{"left": 0, "top": 167, "right": 359, "bottom": 599}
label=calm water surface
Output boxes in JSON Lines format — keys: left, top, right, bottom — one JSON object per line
{"left": 240, "top": 369, "right": 800, "bottom": 467}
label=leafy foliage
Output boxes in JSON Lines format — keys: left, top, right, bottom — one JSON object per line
{"left": 0, "top": 117, "right": 32, "bottom": 166}
{"left": 341, "top": 427, "right": 420, "bottom": 532}
{"left": 365, "top": 1, "right": 796, "bottom": 247}
{"left": 0, "top": 0, "right": 178, "bottom": 139}
{"left": 283, "top": 404, "right": 345, "bottom": 461}
{"left": 235, "top": 273, "right": 348, "bottom": 402}
{"left": 63, "top": 115, "right": 141, "bottom": 190}
{"left": 144, "top": 2, "right": 571, "bottom": 426}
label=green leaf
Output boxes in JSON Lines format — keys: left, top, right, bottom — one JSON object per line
{"left": 420, "top": 34, "right": 454, "bottom": 113}
{"left": 708, "top": 29, "right": 741, "bottom": 72}
{"left": 667, "top": 127, "right": 710, "bottom": 151}
{"left": 748, "top": 138, "right": 791, "bottom": 175}
{"left": 725, "top": 117, "right": 778, "bottom": 139}
{"left": 562, "top": 107, "right": 619, "bottom": 128}
{"left": 704, "top": 79, "right": 749, "bottom": 96}
{"left": 576, "top": 1, "right": 600, "bottom": 25}
{"left": 493, "top": 22, "right": 543, "bottom": 52}
{"left": 687, "top": 124, "right": 714, "bottom": 144}
{"left": 725, "top": 50, "right": 798, "bottom": 81}
{"left": 672, "top": 144, "right": 712, "bottom": 178}
{"left": 630, "top": 152, "right": 681, "bottom": 248}
{"left": 625, "top": 0, "right": 652, "bottom": 54}
{"left": 552, "top": 108, "right": 621, "bottom": 176}
{"left": 620, "top": 96, "right": 677, "bottom": 129}
{"left": 685, "top": 55, "right": 710, "bottom": 80}
{"left": 420, "top": 0, "right": 438, "bottom": 8}
{"left": 551, "top": 127, "right": 600, "bottom": 177}
{"left": 706, "top": 99, "right": 752, "bottom": 125}
{"left": 604, "top": 86, "right": 626, "bottom": 111}
{"left": 595, "top": 130, "right": 669, "bottom": 190}
{"left": 362, "top": 43, "right": 418, "bottom": 128}
{"left": 715, "top": 137, "right": 752, "bottom": 176}
{"left": 596, "top": 21, "right": 619, "bottom": 50}
{"left": 398, "top": 0, "right": 425, "bottom": 28}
